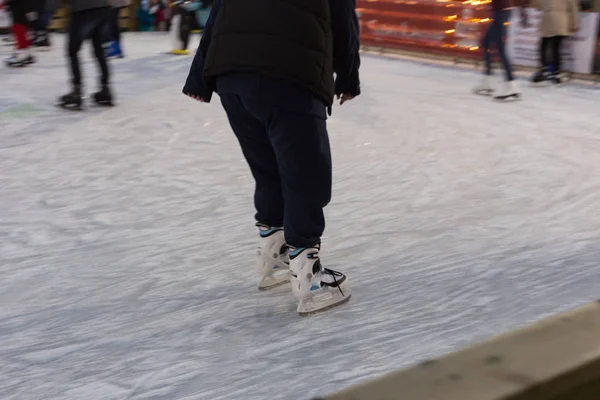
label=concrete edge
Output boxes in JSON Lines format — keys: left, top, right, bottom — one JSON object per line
{"left": 316, "top": 301, "right": 600, "bottom": 400}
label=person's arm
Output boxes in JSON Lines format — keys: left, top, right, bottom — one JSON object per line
{"left": 329, "top": 0, "right": 361, "bottom": 104}
{"left": 182, "top": 0, "right": 220, "bottom": 102}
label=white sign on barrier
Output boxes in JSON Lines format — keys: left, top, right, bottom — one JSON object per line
{"left": 0, "top": 9, "right": 11, "bottom": 29}
{"left": 507, "top": 8, "right": 600, "bottom": 74}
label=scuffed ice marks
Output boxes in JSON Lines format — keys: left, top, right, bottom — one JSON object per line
{"left": 2, "top": 34, "right": 600, "bottom": 400}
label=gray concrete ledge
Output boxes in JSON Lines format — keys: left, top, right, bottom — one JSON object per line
{"left": 315, "top": 301, "right": 600, "bottom": 400}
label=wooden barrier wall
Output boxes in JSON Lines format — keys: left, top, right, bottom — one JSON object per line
{"left": 49, "top": 5, "right": 135, "bottom": 33}
{"left": 314, "top": 301, "right": 600, "bottom": 400}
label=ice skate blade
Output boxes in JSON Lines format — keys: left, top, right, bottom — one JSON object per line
{"left": 493, "top": 93, "right": 521, "bottom": 101}
{"left": 94, "top": 101, "right": 115, "bottom": 107}
{"left": 473, "top": 89, "right": 493, "bottom": 96}
{"left": 531, "top": 81, "right": 550, "bottom": 87}
{"left": 297, "top": 281, "right": 351, "bottom": 316}
{"left": 298, "top": 293, "right": 351, "bottom": 316}
{"left": 57, "top": 103, "right": 83, "bottom": 111}
{"left": 258, "top": 275, "right": 290, "bottom": 291}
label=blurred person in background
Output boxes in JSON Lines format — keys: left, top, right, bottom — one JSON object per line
{"left": 58, "top": 0, "right": 112, "bottom": 110}
{"left": 531, "top": 0, "right": 579, "bottom": 85}
{"left": 183, "top": 0, "right": 361, "bottom": 315}
{"left": 105, "top": 0, "right": 130, "bottom": 58}
{"left": 2, "top": 0, "right": 36, "bottom": 67}
{"left": 473, "top": 0, "right": 527, "bottom": 100}
{"left": 0, "top": 0, "right": 15, "bottom": 46}
{"left": 32, "top": 0, "right": 60, "bottom": 50}
{"left": 137, "top": 0, "right": 163, "bottom": 31}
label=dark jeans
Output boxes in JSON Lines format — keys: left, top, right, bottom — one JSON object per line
{"left": 482, "top": 9, "right": 513, "bottom": 81}
{"left": 540, "top": 36, "right": 566, "bottom": 71}
{"left": 108, "top": 7, "right": 122, "bottom": 44}
{"left": 219, "top": 92, "right": 332, "bottom": 248}
{"left": 67, "top": 7, "right": 110, "bottom": 88}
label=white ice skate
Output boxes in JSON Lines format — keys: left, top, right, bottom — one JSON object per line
{"left": 472, "top": 76, "right": 493, "bottom": 96}
{"left": 494, "top": 80, "right": 521, "bottom": 101}
{"left": 256, "top": 224, "right": 290, "bottom": 290}
{"left": 5, "top": 52, "right": 35, "bottom": 68}
{"left": 289, "top": 246, "right": 350, "bottom": 316}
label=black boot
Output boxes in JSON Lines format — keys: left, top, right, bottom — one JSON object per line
{"left": 58, "top": 86, "right": 83, "bottom": 111}
{"left": 93, "top": 85, "right": 114, "bottom": 107}
{"left": 531, "top": 67, "right": 549, "bottom": 84}
{"left": 34, "top": 35, "right": 51, "bottom": 51}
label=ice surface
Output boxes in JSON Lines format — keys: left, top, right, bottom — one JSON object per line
{"left": 2, "top": 33, "right": 600, "bottom": 400}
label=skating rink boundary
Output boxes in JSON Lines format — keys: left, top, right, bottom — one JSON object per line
{"left": 360, "top": 45, "right": 600, "bottom": 86}
{"left": 315, "top": 301, "right": 600, "bottom": 400}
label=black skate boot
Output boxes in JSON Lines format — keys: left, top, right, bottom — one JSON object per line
{"left": 551, "top": 71, "right": 565, "bottom": 85}
{"left": 34, "top": 35, "right": 51, "bottom": 51}
{"left": 531, "top": 67, "right": 550, "bottom": 85}
{"left": 58, "top": 86, "right": 83, "bottom": 111}
{"left": 92, "top": 85, "right": 114, "bottom": 107}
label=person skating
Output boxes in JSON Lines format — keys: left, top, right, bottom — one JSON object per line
{"left": 183, "top": 0, "right": 361, "bottom": 315}
{"left": 531, "top": 0, "right": 578, "bottom": 85}
{"left": 58, "top": 0, "right": 112, "bottom": 110}
{"left": 32, "top": 0, "right": 60, "bottom": 51}
{"left": 473, "top": 0, "right": 527, "bottom": 100}
{"left": 3, "top": 0, "right": 36, "bottom": 67}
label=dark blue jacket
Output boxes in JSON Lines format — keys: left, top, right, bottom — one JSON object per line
{"left": 182, "top": 0, "right": 361, "bottom": 107}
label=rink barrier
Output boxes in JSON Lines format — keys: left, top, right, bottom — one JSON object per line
{"left": 360, "top": 45, "right": 600, "bottom": 84}
{"left": 314, "top": 301, "right": 600, "bottom": 400}
{"left": 48, "top": 6, "right": 132, "bottom": 33}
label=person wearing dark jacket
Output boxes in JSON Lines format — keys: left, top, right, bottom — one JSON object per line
{"left": 183, "top": 0, "right": 361, "bottom": 315}
{"left": 58, "top": 0, "right": 112, "bottom": 110}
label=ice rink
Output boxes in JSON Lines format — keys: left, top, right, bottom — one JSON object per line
{"left": 2, "top": 33, "right": 600, "bottom": 400}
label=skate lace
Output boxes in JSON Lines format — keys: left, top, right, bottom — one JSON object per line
{"left": 324, "top": 268, "right": 345, "bottom": 297}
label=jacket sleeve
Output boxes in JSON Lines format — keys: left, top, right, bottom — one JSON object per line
{"left": 182, "top": 0, "right": 221, "bottom": 102}
{"left": 329, "top": 0, "right": 361, "bottom": 98}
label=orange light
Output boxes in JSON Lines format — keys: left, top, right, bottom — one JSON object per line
{"left": 445, "top": 29, "right": 456, "bottom": 34}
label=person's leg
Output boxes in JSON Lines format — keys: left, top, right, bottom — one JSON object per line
{"left": 12, "top": 23, "right": 29, "bottom": 51}
{"left": 220, "top": 94, "right": 285, "bottom": 228}
{"left": 67, "top": 12, "right": 86, "bottom": 89}
{"left": 59, "top": 10, "right": 97, "bottom": 108}
{"left": 482, "top": 19, "right": 493, "bottom": 77}
{"left": 494, "top": 10, "right": 513, "bottom": 81}
{"left": 90, "top": 8, "right": 111, "bottom": 88}
{"left": 109, "top": 7, "right": 121, "bottom": 44}
{"left": 6, "top": 5, "right": 34, "bottom": 66}
{"left": 220, "top": 93, "right": 289, "bottom": 290}
{"left": 552, "top": 35, "right": 565, "bottom": 72}
{"left": 265, "top": 106, "right": 331, "bottom": 249}
{"left": 257, "top": 98, "right": 349, "bottom": 314}
{"left": 540, "top": 37, "right": 550, "bottom": 68}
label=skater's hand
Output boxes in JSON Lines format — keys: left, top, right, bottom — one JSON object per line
{"left": 338, "top": 93, "right": 355, "bottom": 105}
{"left": 184, "top": 93, "right": 205, "bottom": 102}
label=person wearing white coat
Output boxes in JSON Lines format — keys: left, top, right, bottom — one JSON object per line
{"left": 531, "top": 0, "right": 579, "bottom": 84}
